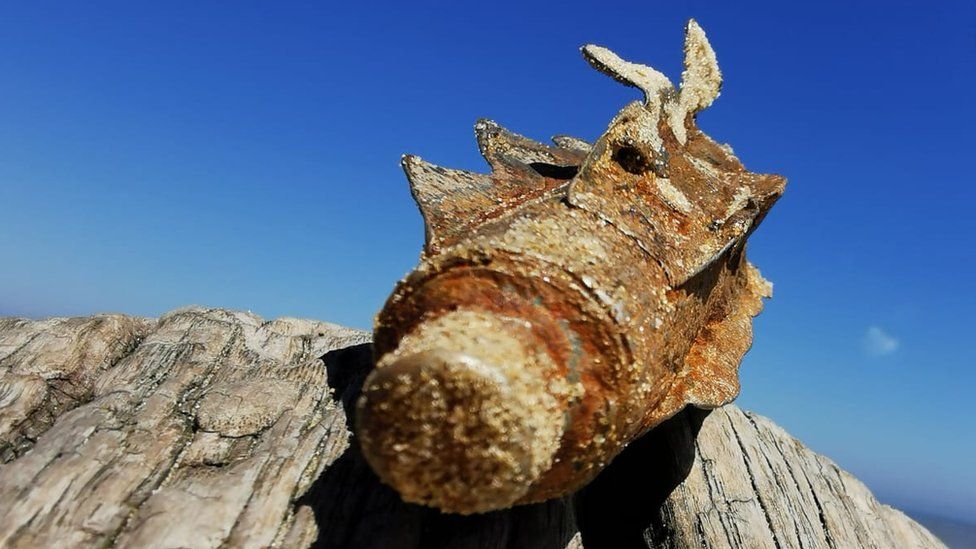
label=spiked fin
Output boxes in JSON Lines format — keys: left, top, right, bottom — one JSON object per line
{"left": 404, "top": 122, "right": 587, "bottom": 254}
{"left": 402, "top": 155, "right": 498, "bottom": 253}
{"left": 475, "top": 119, "right": 587, "bottom": 172}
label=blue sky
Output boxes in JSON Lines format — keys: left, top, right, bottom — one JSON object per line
{"left": 1, "top": 1, "right": 973, "bottom": 524}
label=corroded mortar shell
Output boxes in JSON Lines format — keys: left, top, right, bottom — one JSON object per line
{"left": 357, "top": 20, "right": 786, "bottom": 514}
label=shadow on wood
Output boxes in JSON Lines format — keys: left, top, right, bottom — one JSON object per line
{"left": 576, "top": 406, "right": 709, "bottom": 548}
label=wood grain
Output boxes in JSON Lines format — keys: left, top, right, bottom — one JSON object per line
{"left": 0, "top": 308, "right": 944, "bottom": 548}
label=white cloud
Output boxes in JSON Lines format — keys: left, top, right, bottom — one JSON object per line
{"left": 863, "top": 326, "right": 900, "bottom": 357}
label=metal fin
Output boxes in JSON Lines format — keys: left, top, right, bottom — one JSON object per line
{"left": 682, "top": 261, "right": 770, "bottom": 408}
{"left": 403, "top": 139, "right": 579, "bottom": 254}
{"left": 679, "top": 19, "right": 722, "bottom": 115}
{"left": 475, "top": 119, "right": 587, "bottom": 173}
{"left": 580, "top": 44, "right": 674, "bottom": 106}
{"left": 401, "top": 154, "right": 497, "bottom": 253}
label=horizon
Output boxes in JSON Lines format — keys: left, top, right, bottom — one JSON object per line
{"left": 1, "top": 1, "right": 973, "bottom": 527}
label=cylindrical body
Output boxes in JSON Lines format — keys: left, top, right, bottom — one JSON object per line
{"left": 358, "top": 196, "right": 741, "bottom": 513}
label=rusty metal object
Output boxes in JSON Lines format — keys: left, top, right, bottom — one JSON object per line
{"left": 356, "top": 19, "right": 786, "bottom": 515}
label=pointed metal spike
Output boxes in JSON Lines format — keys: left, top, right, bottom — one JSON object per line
{"left": 581, "top": 44, "right": 673, "bottom": 106}
{"left": 474, "top": 119, "right": 587, "bottom": 173}
{"left": 402, "top": 155, "right": 493, "bottom": 250}
{"left": 680, "top": 19, "right": 722, "bottom": 114}
{"left": 401, "top": 154, "right": 490, "bottom": 207}
{"left": 749, "top": 173, "right": 787, "bottom": 215}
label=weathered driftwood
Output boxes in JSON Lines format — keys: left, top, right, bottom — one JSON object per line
{"left": 0, "top": 308, "right": 943, "bottom": 548}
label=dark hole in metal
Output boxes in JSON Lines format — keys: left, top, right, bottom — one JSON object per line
{"left": 612, "top": 145, "right": 650, "bottom": 175}
{"left": 528, "top": 162, "right": 580, "bottom": 180}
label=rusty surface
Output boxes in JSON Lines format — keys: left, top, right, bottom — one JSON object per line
{"left": 357, "top": 19, "right": 786, "bottom": 514}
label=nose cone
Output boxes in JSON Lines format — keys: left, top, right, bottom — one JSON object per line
{"left": 356, "top": 310, "right": 565, "bottom": 514}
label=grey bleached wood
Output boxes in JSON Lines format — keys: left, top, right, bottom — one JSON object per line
{"left": 0, "top": 308, "right": 944, "bottom": 548}
{"left": 654, "top": 408, "right": 944, "bottom": 548}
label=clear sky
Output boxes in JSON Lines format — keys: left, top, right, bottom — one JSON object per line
{"left": 1, "top": 0, "right": 973, "bottom": 525}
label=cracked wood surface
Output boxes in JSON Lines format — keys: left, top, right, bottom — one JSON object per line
{"left": 0, "top": 308, "right": 944, "bottom": 548}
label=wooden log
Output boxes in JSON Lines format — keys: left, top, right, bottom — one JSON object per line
{"left": 0, "top": 308, "right": 944, "bottom": 548}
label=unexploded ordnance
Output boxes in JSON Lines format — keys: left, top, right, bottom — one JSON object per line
{"left": 356, "top": 20, "right": 785, "bottom": 514}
